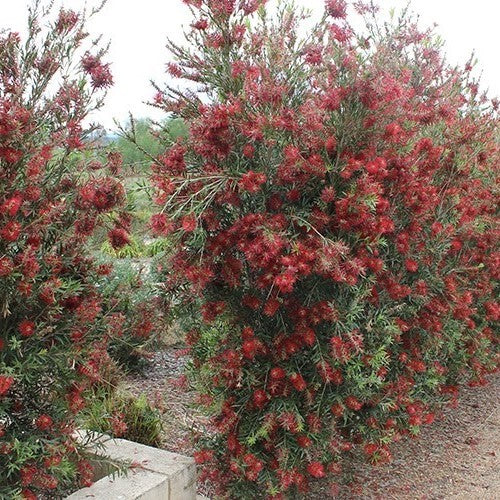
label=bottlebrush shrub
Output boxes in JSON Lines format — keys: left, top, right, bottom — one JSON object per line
{"left": 151, "top": 0, "right": 499, "bottom": 497}
{"left": 0, "top": 3, "right": 129, "bottom": 498}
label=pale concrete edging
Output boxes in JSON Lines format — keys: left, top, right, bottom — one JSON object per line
{"left": 66, "top": 432, "right": 199, "bottom": 500}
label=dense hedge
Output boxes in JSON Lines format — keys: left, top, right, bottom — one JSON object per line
{"left": 152, "top": 0, "right": 499, "bottom": 498}
{"left": 0, "top": 4, "right": 130, "bottom": 497}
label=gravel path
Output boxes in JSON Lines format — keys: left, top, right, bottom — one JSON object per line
{"left": 124, "top": 347, "right": 499, "bottom": 499}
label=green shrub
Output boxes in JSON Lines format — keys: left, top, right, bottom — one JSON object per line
{"left": 81, "top": 391, "right": 163, "bottom": 447}
{"left": 97, "top": 259, "right": 164, "bottom": 372}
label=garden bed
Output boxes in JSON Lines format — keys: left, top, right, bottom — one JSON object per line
{"left": 124, "top": 347, "right": 500, "bottom": 499}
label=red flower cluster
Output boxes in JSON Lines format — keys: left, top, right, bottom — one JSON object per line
{"left": 239, "top": 170, "right": 267, "bottom": 193}
{"left": 81, "top": 53, "right": 114, "bottom": 89}
{"left": 0, "top": 376, "right": 14, "bottom": 397}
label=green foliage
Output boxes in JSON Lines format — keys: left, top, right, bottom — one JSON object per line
{"left": 100, "top": 236, "right": 174, "bottom": 259}
{"left": 97, "top": 259, "right": 164, "bottom": 372}
{"left": 81, "top": 390, "right": 163, "bottom": 447}
{"left": 112, "top": 119, "right": 163, "bottom": 170}
{"left": 112, "top": 117, "right": 188, "bottom": 172}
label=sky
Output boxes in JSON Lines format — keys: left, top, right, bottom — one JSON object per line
{"left": 1, "top": 0, "right": 499, "bottom": 131}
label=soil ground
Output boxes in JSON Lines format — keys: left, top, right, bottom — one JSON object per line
{"left": 123, "top": 345, "right": 500, "bottom": 499}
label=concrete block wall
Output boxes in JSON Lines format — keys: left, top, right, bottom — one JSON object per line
{"left": 66, "top": 436, "right": 197, "bottom": 500}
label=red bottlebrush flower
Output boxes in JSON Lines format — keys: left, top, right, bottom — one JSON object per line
{"left": 151, "top": 214, "right": 174, "bottom": 236}
{"left": 75, "top": 216, "right": 97, "bottom": 236}
{"left": 44, "top": 454, "right": 62, "bottom": 468}
{"left": 431, "top": 221, "right": 443, "bottom": 235}
{"left": 253, "top": 389, "right": 269, "bottom": 409}
{"left": 77, "top": 460, "right": 95, "bottom": 488}
{"left": 325, "top": 135, "right": 337, "bottom": 154}
{"left": 1, "top": 221, "right": 22, "bottom": 242}
{"left": 323, "top": 87, "right": 344, "bottom": 111}
{"left": 307, "top": 461, "right": 326, "bottom": 478}
{"left": 241, "top": 0, "right": 268, "bottom": 15}
{"left": 239, "top": 171, "right": 267, "bottom": 193}
{"left": 0, "top": 257, "right": 14, "bottom": 276}
{"left": 385, "top": 418, "right": 397, "bottom": 429}
{"left": 19, "top": 320, "right": 35, "bottom": 338}
{"left": 289, "top": 373, "right": 307, "bottom": 391}
{"left": 0, "top": 376, "right": 14, "bottom": 397}
{"left": 107, "top": 151, "right": 123, "bottom": 174}
{"left": 305, "top": 45, "right": 323, "bottom": 65}
{"left": 90, "top": 177, "right": 125, "bottom": 211}
{"left": 0, "top": 147, "right": 23, "bottom": 163}
{"left": 287, "top": 188, "right": 301, "bottom": 201}
{"left": 275, "top": 270, "right": 297, "bottom": 293}
{"left": 377, "top": 216, "right": 395, "bottom": 234}
{"left": 449, "top": 238, "right": 462, "bottom": 254}
{"left": 300, "top": 327, "right": 316, "bottom": 346}
{"left": 409, "top": 414, "right": 422, "bottom": 426}
{"left": 270, "top": 367, "right": 286, "bottom": 380}
{"left": 405, "top": 259, "right": 418, "bottom": 272}
{"left": 320, "top": 186, "right": 336, "bottom": 203}
{"left": 183, "top": 0, "right": 203, "bottom": 9}
{"left": 192, "top": 18, "right": 209, "bottom": 30}
{"left": 35, "top": 414, "right": 53, "bottom": 431}
{"left": 263, "top": 297, "right": 280, "bottom": 316}
{"left": 317, "top": 362, "right": 343, "bottom": 384}
{"left": 20, "top": 466, "right": 38, "bottom": 486}
{"left": 484, "top": 301, "right": 500, "bottom": 321}
{"left": 297, "top": 434, "right": 312, "bottom": 448}
{"left": 408, "top": 359, "right": 426, "bottom": 373}
{"left": 345, "top": 396, "right": 363, "bottom": 411}
{"left": 21, "top": 490, "right": 37, "bottom": 500}
{"left": 89, "top": 63, "right": 113, "bottom": 89}
{"left": 181, "top": 214, "right": 197, "bottom": 232}
{"left": 241, "top": 327, "right": 255, "bottom": 340}
{"left": 243, "top": 144, "right": 255, "bottom": 158}
{"left": 67, "top": 389, "right": 86, "bottom": 414}
{"left": 201, "top": 301, "right": 226, "bottom": 322}
{"left": 325, "top": 0, "right": 347, "bottom": 18}
{"left": 108, "top": 228, "right": 130, "bottom": 249}
{"left": 330, "top": 402, "right": 344, "bottom": 417}
{"left": 423, "top": 413, "right": 435, "bottom": 425}
{"left": 366, "top": 157, "right": 387, "bottom": 176}
{"left": 307, "top": 413, "right": 321, "bottom": 433}
{"left": 385, "top": 121, "right": 402, "bottom": 138}
{"left": 1, "top": 194, "right": 23, "bottom": 216}
{"left": 414, "top": 279, "right": 428, "bottom": 296}
{"left": 36, "top": 473, "right": 58, "bottom": 490}
{"left": 242, "top": 294, "right": 261, "bottom": 310}
{"left": 242, "top": 338, "right": 260, "bottom": 359}
{"left": 243, "top": 453, "right": 264, "bottom": 481}
{"left": 194, "top": 449, "right": 214, "bottom": 464}
{"left": 330, "top": 23, "right": 351, "bottom": 43}
{"left": 56, "top": 8, "right": 79, "bottom": 32}
{"left": 364, "top": 443, "right": 378, "bottom": 455}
